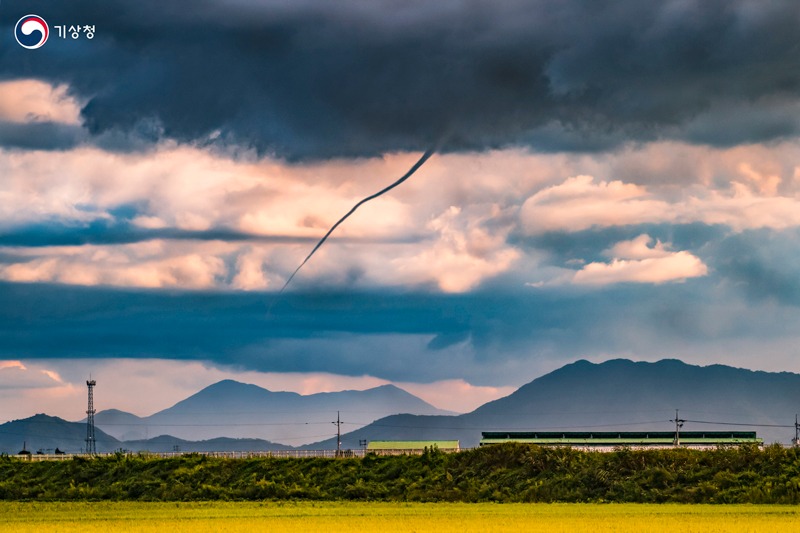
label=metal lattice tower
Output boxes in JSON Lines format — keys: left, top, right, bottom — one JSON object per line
{"left": 85, "top": 378, "right": 97, "bottom": 455}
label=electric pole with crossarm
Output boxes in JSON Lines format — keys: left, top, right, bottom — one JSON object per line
{"left": 670, "top": 409, "right": 685, "bottom": 447}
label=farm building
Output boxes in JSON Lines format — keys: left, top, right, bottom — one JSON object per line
{"left": 480, "top": 431, "right": 762, "bottom": 449}
{"left": 366, "top": 440, "right": 460, "bottom": 454}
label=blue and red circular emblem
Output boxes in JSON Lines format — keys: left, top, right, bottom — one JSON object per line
{"left": 15, "top": 15, "right": 49, "bottom": 49}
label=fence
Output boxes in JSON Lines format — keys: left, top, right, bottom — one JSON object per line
{"left": 10, "top": 447, "right": 462, "bottom": 461}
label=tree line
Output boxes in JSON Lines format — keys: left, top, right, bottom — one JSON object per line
{"left": 1, "top": 443, "right": 800, "bottom": 503}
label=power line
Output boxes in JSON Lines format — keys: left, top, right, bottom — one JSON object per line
{"left": 358, "top": 420, "right": 672, "bottom": 431}
{"left": 683, "top": 419, "right": 794, "bottom": 428}
{"left": 4, "top": 410, "right": 799, "bottom": 449}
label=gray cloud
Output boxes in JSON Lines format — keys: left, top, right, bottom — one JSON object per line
{"left": 5, "top": 2, "right": 800, "bottom": 388}
{"left": 2, "top": 1, "right": 799, "bottom": 158}
{"left": 0, "top": 121, "right": 84, "bottom": 151}
{"left": 710, "top": 229, "right": 800, "bottom": 305}
{"left": 1, "top": 268, "right": 797, "bottom": 385}
{"left": 0, "top": 221, "right": 428, "bottom": 248}
{"left": 513, "top": 223, "right": 728, "bottom": 267}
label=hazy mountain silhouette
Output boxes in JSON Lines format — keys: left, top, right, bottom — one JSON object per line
{"left": 0, "top": 414, "right": 120, "bottom": 454}
{"left": 305, "top": 359, "right": 800, "bottom": 449}
{"left": 0, "top": 414, "right": 294, "bottom": 455}
{"left": 94, "top": 380, "right": 452, "bottom": 445}
{"left": 121, "top": 435, "right": 293, "bottom": 453}
{"left": 93, "top": 409, "right": 146, "bottom": 441}
{"left": 15, "top": 359, "right": 800, "bottom": 453}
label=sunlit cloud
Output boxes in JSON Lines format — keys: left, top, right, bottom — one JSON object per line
{"left": 521, "top": 173, "right": 800, "bottom": 235}
{"left": 520, "top": 175, "right": 671, "bottom": 234}
{"left": 0, "top": 241, "right": 229, "bottom": 289}
{"left": 6, "top": 141, "right": 800, "bottom": 291}
{"left": 0, "top": 80, "right": 82, "bottom": 125}
{"left": 391, "top": 206, "right": 520, "bottom": 292}
{"left": 572, "top": 235, "right": 708, "bottom": 286}
{"left": 397, "top": 379, "right": 516, "bottom": 413}
{"left": 0, "top": 361, "right": 78, "bottom": 421}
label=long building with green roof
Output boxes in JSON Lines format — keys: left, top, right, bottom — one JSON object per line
{"left": 480, "top": 431, "right": 762, "bottom": 449}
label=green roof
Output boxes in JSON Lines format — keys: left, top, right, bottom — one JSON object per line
{"left": 480, "top": 431, "right": 762, "bottom": 447}
{"left": 367, "top": 440, "right": 460, "bottom": 450}
{"left": 480, "top": 438, "right": 762, "bottom": 446}
{"left": 482, "top": 431, "right": 759, "bottom": 439}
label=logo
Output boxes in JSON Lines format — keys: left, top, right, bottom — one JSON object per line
{"left": 15, "top": 15, "right": 49, "bottom": 49}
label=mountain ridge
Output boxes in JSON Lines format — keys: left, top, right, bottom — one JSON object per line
{"left": 92, "top": 379, "right": 453, "bottom": 445}
{"left": 0, "top": 414, "right": 292, "bottom": 454}
{"left": 9, "top": 359, "right": 800, "bottom": 452}
{"left": 0, "top": 414, "right": 120, "bottom": 454}
{"left": 306, "top": 358, "right": 800, "bottom": 448}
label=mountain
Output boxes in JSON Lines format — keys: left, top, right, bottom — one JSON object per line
{"left": 121, "top": 435, "right": 293, "bottom": 453}
{"left": 94, "top": 381, "right": 452, "bottom": 445}
{"left": 94, "top": 409, "right": 146, "bottom": 441}
{"left": 0, "top": 414, "right": 293, "bottom": 454}
{"left": 305, "top": 359, "right": 800, "bottom": 449}
{"left": 0, "top": 414, "right": 120, "bottom": 454}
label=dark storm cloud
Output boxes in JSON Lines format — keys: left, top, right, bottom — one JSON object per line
{"left": 0, "top": 221, "right": 307, "bottom": 247}
{"left": 1, "top": 276, "right": 791, "bottom": 384}
{"left": 0, "top": 282, "right": 612, "bottom": 382}
{"left": 2, "top": 0, "right": 799, "bottom": 158}
{"left": 0, "top": 220, "right": 427, "bottom": 248}
{"left": 0, "top": 121, "right": 84, "bottom": 151}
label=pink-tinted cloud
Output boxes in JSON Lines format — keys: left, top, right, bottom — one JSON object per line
{"left": 0, "top": 145, "right": 528, "bottom": 291}
{"left": 0, "top": 80, "right": 82, "bottom": 124}
{"left": 520, "top": 175, "right": 672, "bottom": 233}
{"left": 391, "top": 205, "right": 519, "bottom": 292}
{"left": 5, "top": 96, "right": 800, "bottom": 294}
{"left": 397, "top": 379, "right": 515, "bottom": 413}
{"left": 0, "top": 242, "right": 228, "bottom": 289}
{"left": 571, "top": 235, "right": 708, "bottom": 286}
{"left": 520, "top": 173, "right": 800, "bottom": 234}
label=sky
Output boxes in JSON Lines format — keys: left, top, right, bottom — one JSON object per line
{"left": 2, "top": 1, "right": 800, "bottom": 423}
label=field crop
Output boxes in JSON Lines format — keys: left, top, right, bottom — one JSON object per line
{"left": 0, "top": 502, "right": 798, "bottom": 532}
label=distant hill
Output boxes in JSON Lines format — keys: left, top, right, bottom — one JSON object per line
{"left": 94, "top": 381, "right": 452, "bottom": 445}
{"left": 121, "top": 435, "right": 293, "bottom": 453}
{"left": 21, "top": 359, "right": 800, "bottom": 452}
{"left": 0, "top": 414, "right": 120, "bottom": 454}
{"left": 94, "top": 409, "right": 146, "bottom": 441}
{"left": 0, "top": 414, "right": 296, "bottom": 454}
{"left": 305, "top": 359, "right": 800, "bottom": 449}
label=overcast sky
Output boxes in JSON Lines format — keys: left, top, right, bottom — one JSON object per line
{"left": 2, "top": 1, "right": 800, "bottom": 422}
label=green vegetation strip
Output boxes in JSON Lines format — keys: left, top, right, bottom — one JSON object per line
{"left": 1, "top": 502, "right": 799, "bottom": 532}
{"left": 3, "top": 444, "right": 800, "bottom": 503}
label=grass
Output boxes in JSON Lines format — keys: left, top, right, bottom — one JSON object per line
{"left": 1, "top": 501, "right": 799, "bottom": 532}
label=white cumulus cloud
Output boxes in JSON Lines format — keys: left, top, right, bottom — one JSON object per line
{"left": 572, "top": 235, "right": 708, "bottom": 286}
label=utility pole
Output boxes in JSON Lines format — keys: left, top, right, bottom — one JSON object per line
{"left": 85, "top": 377, "right": 97, "bottom": 455}
{"left": 670, "top": 409, "right": 685, "bottom": 447}
{"left": 793, "top": 414, "right": 799, "bottom": 447}
{"left": 333, "top": 411, "right": 343, "bottom": 457}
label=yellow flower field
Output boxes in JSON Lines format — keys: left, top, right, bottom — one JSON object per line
{"left": 1, "top": 501, "right": 798, "bottom": 532}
